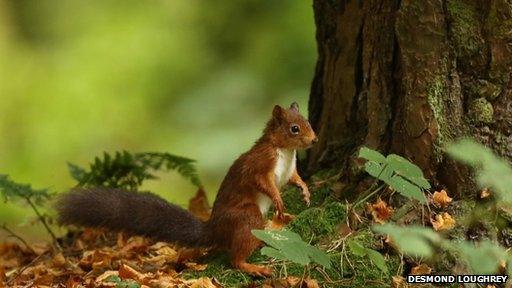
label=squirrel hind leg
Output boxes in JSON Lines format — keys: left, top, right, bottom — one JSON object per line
{"left": 230, "top": 235, "right": 272, "bottom": 277}
{"left": 229, "top": 206, "right": 272, "bottom": 277}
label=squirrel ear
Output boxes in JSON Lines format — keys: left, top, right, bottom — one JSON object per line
{"left": 272, "top": 105, "right": 285, "bottom": 120}
{"left": 290, "top": 102, "right": 299, "bottom": 112}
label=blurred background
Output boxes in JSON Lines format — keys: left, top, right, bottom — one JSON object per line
{"left": 0, "top": 0, "right": 316, "bottom": 240}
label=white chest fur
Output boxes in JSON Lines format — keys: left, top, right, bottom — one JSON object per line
{"left": 257, "top": 149, "right": 296, "bottom": 216}
{"left": 274, "top": 148, "right": 296, "bottom": 188}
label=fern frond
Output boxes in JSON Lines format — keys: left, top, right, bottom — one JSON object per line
{"left": 68, "top": 151, "right": 202, "bottom": 190}
{"left": 0, "top": 174, "right": 52, "bottom": 205}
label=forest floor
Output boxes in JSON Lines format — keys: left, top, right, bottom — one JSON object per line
{"left": 0, "top": 169, "right": 501, "bottom": 288}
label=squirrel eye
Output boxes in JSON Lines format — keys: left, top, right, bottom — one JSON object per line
{"left": 290, "top": 124, "right": 300, "bottom": 134}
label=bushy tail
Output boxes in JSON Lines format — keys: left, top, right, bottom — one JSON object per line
{"left": 56, "top": 188, "right": 211, "bottom": 247}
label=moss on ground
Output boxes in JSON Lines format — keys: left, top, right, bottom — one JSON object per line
{"left": 281, "top": 185, "right": 331, "bottom": 215}
{"left": 288, "top": 202, "right": 347, "bottom": 244}
{"left": 182, "top": 253, "right": 253, "bottom": 287}
{"left": 183, "top": 172, "right": 400, "bottom": 287}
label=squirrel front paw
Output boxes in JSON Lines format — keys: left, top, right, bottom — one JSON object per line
{"left": 301, "top": 185, "right": 311, "bottom": 206}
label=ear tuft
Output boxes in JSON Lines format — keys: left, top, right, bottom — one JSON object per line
{"left": 290, "top": 102, "right": 299, "bottom": 112}
{"left": 272, "top": 105, "right": 284, "bottom": 119}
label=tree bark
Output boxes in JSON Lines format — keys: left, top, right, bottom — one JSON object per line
{"left": 308, "top": 0, "right": 512, "bottom": 197}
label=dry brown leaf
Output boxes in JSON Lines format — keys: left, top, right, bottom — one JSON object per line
{"left": 431, "top": 212, "right": 456, "bottom": 231}
{"left": 186, "top": 277, "right": 218, "bottom": 288}
{"left": 185, "top": 262, "right": 208, "bottom": 271}
{"left": 432, "top": 189, "right": 453, "bottom": 208}
{"left": 188, "top": 187, "right": 212, "bottom": 221}
{"left": 65, "top": 276, "right": 82, "bottom": 288}
{"left": 337, "top": 223, "right": 352, "bottom": 238}
{"left": 411, "top": 263, "right": 432, "bottom": 275}
{"left": 52, "top": 252, "right": 66, "bottom": 267}
{"left": 304, "top": 278, "right": 320, "bottom": 288}
{"left": 0, "top": 266, "right": 5, "bottom": 284}
{"left": 367, "top": 198, "right": 394, "bottom": 224}
{"left": 480, "top": 188, "right": 491, "bottom": 199}
{"left": 119, "top": 264, "right": 148, "bottom": 283}
{"left": 392, "top": 275, "right": 407, "bottom": 288}
{"left": 95, "top": 270, "right": 119, "bottom": 283}
{"left": 286, "top": 276, "right": 301, "bottom": 287}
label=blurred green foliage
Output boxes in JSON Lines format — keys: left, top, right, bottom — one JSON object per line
{"left": 0, "top": 0, "right": 315, "bottom": 239}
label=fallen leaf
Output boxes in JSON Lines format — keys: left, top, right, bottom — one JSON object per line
{"left": 392, "top": 275, "right": 407, "bottom": 288}
{"left": 184, "top": 262, "right": 208, "bottom": 271}
{"left": 304, "top": 278, "right": 320, "bottom": 288}
{"left": 186, "top": 277, "right": 218, "bottom": 288}
{"left": 431, "top": 190, "right": 453, "bottom": 208}
{"left": 367, "top": 198, "right": 394, "bottom": 224}
{"left": 0, "top": 266, "right": 5, "bottom": 283}
{"left": 52, "top": 252, "right": 66, "bottom": 267}
{"left": 95, "top": 270, "right": 119, "bottom": 283}
{"left": 431, "top": 212, "right": 456, "bottom": 231}
{"left": 286, "top": 276, "right": 301, "bottom": 287}
{"left": 411, "top": 263, "right": 432, "bottom": 275}
{"left": 337, "top": 223, "right": 352, "bottom": 239}
{"left": 480, "top": 188, "right": 491, "bottom": 199}
{"left": 188, "top": 187, "right": 212, "bottom": 221}
{"left": 119, "top": 264, "right": 147, "bottom": 283}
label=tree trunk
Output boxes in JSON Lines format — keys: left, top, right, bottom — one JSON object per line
{"left": 308, "top": 0, "right": 512, "bottom": 198}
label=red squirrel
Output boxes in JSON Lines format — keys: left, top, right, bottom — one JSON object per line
{"left": 57, "top": 102, "right": 317, "bottom": 276}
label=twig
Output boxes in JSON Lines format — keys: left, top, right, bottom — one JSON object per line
{"left": 6, "top": 251, "right": 47, "bottom": 286}
{"left": 353, "top": 184, "right": 386, "bottom": 208}
{"left": 0, "top": 224, "right": 34, "bottom": 253}
{"left": 24, "top": 197, "right": 61, "bottom": 250}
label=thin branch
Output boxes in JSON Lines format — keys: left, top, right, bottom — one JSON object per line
{"left": 24, "top": 197, "right": 61, "bottom": 250}
{"left": 0, "top": 224, "right": 34, "bottom": 253}
{"left": 6, "top": 251, "right": 47, "bottom": 286}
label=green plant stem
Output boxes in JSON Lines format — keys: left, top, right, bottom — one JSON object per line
{"left": 1, "top": 223, "right": 34, "bottom": 253}
{"left": 353, "top": 184, "right": 386, "bottom": 208}
{"left": 25, "top": 197, "right": 60, "bottom": 250}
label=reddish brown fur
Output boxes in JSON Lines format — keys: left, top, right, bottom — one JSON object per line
{"left": 57, "top": 103, "right": 317, "bottom": 277}
{"left": 206, "top": 102, "right": 317, "bottom": 276}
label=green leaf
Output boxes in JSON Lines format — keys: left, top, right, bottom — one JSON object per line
{"left": 364, "top": 162, "right": 384, "bottom": 179}
{"left": 261, "top": 247, "right": 288, "bottom": 261}
{"left": 387, "top": 176, "right": 427, "bottom": 203}
{"left": 447, "top": 139, "right": 512, "bottom": 205}
{"left": 386, "top": 155, "right": 430, "bottom": 189}
{"left": 455, "top": 241, "right": 507, "bottom": 275}
{"left": 373, "top": 224, "right": 440, "bottom": 257}
{"left": 347, "top": 239, "right": 366, "bottom": 256}
{"left": 104, "top": 275, "right": 121, "bottom": 283}
{"left": 252, "top": 229, "right": 331, "bottom": 269}
{"left": 365, "top": 248, "right": 388, "bottom": 274}
{"left": 359, "top": 147, "right": 386, "bottom": 163}
{"left": 306, "top": 245, "right": 332, "bottom": 269}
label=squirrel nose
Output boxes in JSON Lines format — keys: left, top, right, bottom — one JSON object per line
{"left": 312, "top": 137, "right": 318, "bottom": 144}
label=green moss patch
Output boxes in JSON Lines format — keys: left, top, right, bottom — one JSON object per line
{"left": 288, "top": 202, "right": 347, "bottom": 244}
{"left": 469, "top": 98, "right": 494, "bottom": 124}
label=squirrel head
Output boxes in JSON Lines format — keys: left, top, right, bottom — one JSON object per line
{"left": 265, "top": 102, "right": 318, "bottom": 149}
